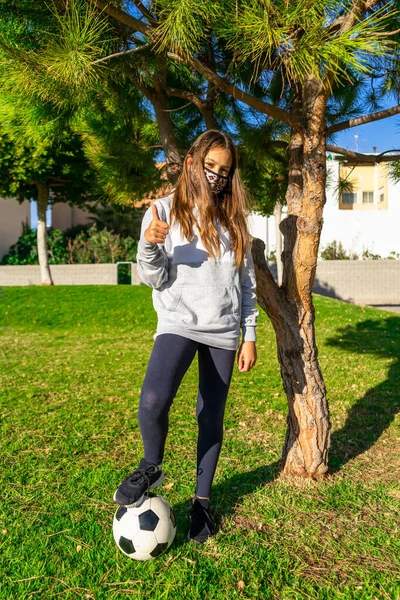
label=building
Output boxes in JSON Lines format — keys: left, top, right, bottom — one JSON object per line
{"left": 248, "top": 153, "right": 400, "bottom": 260}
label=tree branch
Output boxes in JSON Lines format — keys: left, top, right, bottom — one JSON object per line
{"left": 91, "top": 41, "right": 154, "bottom": 64}
{"left": 322, "top": 0, "right": 388, "bottom": 95}
{"left": 129, "top": 0, "right": 157, "bottom": 26}
{"left": 268, "top": 140, "right": 400, "bottom": 163}
{"left": 166, "top": 87, "right": 205, "bottom": 111}
{"left": 158, "top": 99, "right": 194, "bottom": 113}
{"left": 167, "top": 52, "right": 299, "bottom": 130}
{"left": 89, "top": 0, "right": 151, "bottom": 36}
{"left": 88, "top": 1, "right": 298, "bottom": 130}
{"left": 326, "top": 104, "right": 400, "bottom": 134}
{"left": 326, "top": 144, "right": 400, "bottom": 162}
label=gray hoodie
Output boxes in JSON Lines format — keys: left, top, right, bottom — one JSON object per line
{"left": 136, "top": 190, "right": 259, "bottom": 350}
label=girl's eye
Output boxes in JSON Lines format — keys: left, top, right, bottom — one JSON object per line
{"left": 206, "top": 163, "right": 228, "bottom": 175}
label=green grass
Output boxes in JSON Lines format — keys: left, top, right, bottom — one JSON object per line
{"left": 0, "top": 286, "right": 399, "bottom": 600}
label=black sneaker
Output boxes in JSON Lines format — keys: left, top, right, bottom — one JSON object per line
{"left": 113, "top": 458, "right": 164, "bottom": 507}
{"left": 187, "top": 498, "right": 215, "bottom": 543}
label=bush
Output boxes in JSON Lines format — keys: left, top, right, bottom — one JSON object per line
{"left": 1, "top": 222, "right": 69, "bottom": 265}
{"left": 320, "top": 240, "right": 359, "bottom": 260}
{"left": 2, "top": 223, "right": 137, "bottom": 269}
{"left": 69, "top": 224, "right": 137, "bottom": 264}
{"left": 361, "top": 249, "right": 382, "bottom": 260}
{"left": 320, "top": 241, "right": 400, "bottom": 260}
{"left": 387, "top": 251, "right": 400, "bottom": 260}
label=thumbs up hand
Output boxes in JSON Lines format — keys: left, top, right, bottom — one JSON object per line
{"left": 144, "top": 203, "right": 170, "bottom": 244}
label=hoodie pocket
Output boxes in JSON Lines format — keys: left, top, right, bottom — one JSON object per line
{"left": 176, "top": 285, "right": 238, "bottom": 329}
{"left": 154, "top": 287, "right": 182, "bottom": 312}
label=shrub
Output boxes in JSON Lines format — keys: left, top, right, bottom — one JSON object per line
{"left": 362, "top": 249, "right": 382, "bottom": 260}
{"left": 320, "top": 240, "right": 359, "bottom": 260}
{"left": 1, "top": 222, "right": 69, "bottom": 265}
{"left": 387, "top": 251, "right": 400, "bottom": 260}
{"left": 68, "top": 223, "right": 137, "bottom": 264}
{"left": 2, "top": 223, "right": 137, "bottom": 267}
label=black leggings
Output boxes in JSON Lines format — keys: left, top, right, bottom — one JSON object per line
{"left": 138, "top": 333, "right": 236, "bottom": 498}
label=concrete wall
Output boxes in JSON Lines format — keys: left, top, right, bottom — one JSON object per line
{"left": 1, "top": 262, "right": 398, "bottom": 307}
{"left": 266, "top": 260, "right": 400, "bottom": 305}
{"left": 0, "top": 197, "right": 30, "bottom": 261}
{"left": 51, "top": 202, "right": 97, "bottom": 230}
{"left": 313, "top": 260, "right": 400, "bottom": 304}
{"left": 0, "top": 264, "right": 119, "bottom": 286}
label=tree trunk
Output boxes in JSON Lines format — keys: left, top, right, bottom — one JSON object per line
{"left": 126, "top": 54, "right": 183, "bottom": 187}
{"left": 203, "top": 108, "right": 218, "bottom": 130}
{"left": 153, "top": 92, "right": 183, "bottom": 186}
{"left": 36, "top": 181, "right": 53, "bottom": 286}
{"left": 252, "top": 79, "right": 331, "bottom": 478}
{"left": 273, "top": 202, "right": 283, "bottom": 286}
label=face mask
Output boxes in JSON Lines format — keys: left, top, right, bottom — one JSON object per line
{"left": 203, "top": 166, "right": 229, "bottom": 194}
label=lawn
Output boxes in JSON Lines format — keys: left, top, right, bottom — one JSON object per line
{"left": 0, "top": 285, "right": 399, "bottom": 600}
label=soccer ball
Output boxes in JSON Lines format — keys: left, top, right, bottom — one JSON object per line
{"left": 113, "top": 492, "right": 176, "bottom": 561}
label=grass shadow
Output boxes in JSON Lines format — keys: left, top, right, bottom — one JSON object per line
{"left": 325, "top": 315, "right": 400, "bottom": 473}
{"left": 171, "top": 461, "right": 281, "bottom": 548}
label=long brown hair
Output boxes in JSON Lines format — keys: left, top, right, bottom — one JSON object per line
{"left": 170, "top": 130, "right": 254, "bottom": 267}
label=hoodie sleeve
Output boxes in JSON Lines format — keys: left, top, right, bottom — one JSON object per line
{"left": 136, "top": 201, "right": 169, "bottom": 289}
{"left": 239, "top": 240, "right": 259, "bottom": 343}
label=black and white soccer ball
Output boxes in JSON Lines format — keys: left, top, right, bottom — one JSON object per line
{"left": 113, "top": 492, "right": 176, "bottom": 561}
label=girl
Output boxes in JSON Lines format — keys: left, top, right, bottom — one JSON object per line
{"left": 114, "top": 130, "right": 259, "bottom": 543}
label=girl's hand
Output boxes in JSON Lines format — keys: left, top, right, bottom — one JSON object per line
{"left": 237, "top": 341, "right": 257, "bottom": 372}
{"left": 145, "top": 204, "right": 170, "bottom": 244}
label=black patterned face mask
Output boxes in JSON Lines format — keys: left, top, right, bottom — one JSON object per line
{"left": 203, "top": 166, "right": 229, "bottom": 194}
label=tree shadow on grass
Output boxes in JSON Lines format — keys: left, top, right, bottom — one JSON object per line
{"left": 325, "top": 315, "right": 400, "bottom": 473}
{"left": 171, "top": 314, "right": 400, "bottom": 547}
{"left": 171, "top": 461, "right": 281, "bottom": 548}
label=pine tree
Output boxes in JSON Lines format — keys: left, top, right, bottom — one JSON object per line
{"left": 87, "top": 0, "right": 400, "bottom": 478}
{"left": 2, "top": 0, "right": 400, "bottom": 476}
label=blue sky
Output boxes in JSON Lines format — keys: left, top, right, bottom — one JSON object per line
{"left": 30, "top": 201, "right": 51, "bottom": 229}
{"left": 333, "top": 114, "right": 400, "bottom": 154}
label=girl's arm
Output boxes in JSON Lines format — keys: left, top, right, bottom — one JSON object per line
{"left": 136, "top": 201, "right": 169, "bottom": 289}
{"left": 239, "top": 240, "right": 259, "bottom": 343}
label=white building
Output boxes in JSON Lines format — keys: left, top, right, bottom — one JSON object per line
{"left": 248, "top": 153, "right": 400, "bottom": 260}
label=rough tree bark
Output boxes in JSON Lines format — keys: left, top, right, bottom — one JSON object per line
{"left": 35, "top": 181, "right": 53, "bottom": 286}
{"left": 252, "top": 78, "right": 331, "bottom": 478}
{"left": 153, "top": 91, "right": 183, "bottom": 185}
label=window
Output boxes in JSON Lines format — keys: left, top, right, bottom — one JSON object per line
{"left": 362, "top": 191, "right": 374, "bottom": 204}
{"left": 342, "top": 192, "right": 357, "bottom": 205}
{"left": 379, "top": 189, "right": 384, "bottom": 203}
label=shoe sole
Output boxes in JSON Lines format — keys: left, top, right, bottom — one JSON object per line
{"left": 113, "top": 472, "right": 165, "bottom": 507}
